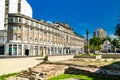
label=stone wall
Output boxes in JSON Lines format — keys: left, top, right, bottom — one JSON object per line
{"left": 101, "top": 54, "right": 120, "bottom": 58}
{"left": 16, "top": 64, "right": 65, "bottom": 80}
{"left": 74, "top": 55, "right": 102, "bottom": 59}
{"left": 47, "top": 54, "right": 74, "bottom": 62}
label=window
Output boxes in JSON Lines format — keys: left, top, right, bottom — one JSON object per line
{"left": 31, "top": 21, "right": 34, "bottom": 26}
{"left": 13, "top": 26, "right": 17, "bottom": 30}
{"left": 5, "top": 2, "right": 8, "bottom": 6}
{"left": 8, "top": 26, "right": 12, "bottom": 30}
{"left": 40, "top": 39, "right": 42, "bottom": 42}
{"left": 10, "top": 33, "right": 12, "bottom": 40}
{"left": 2, "top": 38, "right": 4, "bottom": 41}
{"left": 48, "top": 27, "right": 50, "bottom": 31}
{"left": 36, "top": 23, "right": 39, "bottom": 27}
{"left": 40, "top": 29, "right": 42, "bottom": 34}
{"left": 43, "top": 25, "right": 45, "bottom": 29}
{"left": 30, "top": 37, "right": 33, "bottom": 42}
{"left": 18, "top": 34, "right": 21, "bottom": 40}
{"left": 40, "top": 24, "right": 42, "bottom": 29}
{"left": 24, "top": 35, "right": 28, "bottom": 41}
{"left": 13, "top": 33, "right": 17, "bottom": 40}
{"left": 8, "top": 17, "right": 13, "bottom": 23}
{"left": 44, "top": 32, "right": 47, "bottom": 36}
{"left": 35, "top": 38, "right": 38, "bottom": 42}
{"left": 45, "top": 26, "right": 47, "bottom": 30}
{"left": 25, "top": 19, "right": 28, "bottom": 24}
{"left": 24, "top": 27, "right": 28, "bottom": 32}
{"left": 30, "top": 28, "right": 33, "bottom": 33}
{"left": 13, "top": 17, "right": 18, "bottom": 23}
{"left": 8, "top": 17, "right": 19, "bottom": 23}
{"left": 36, "top": 29, "right": 38, "bottom": 33}
{"left": 19, "top": 18, "right": 21, "bottom": 23}
{"left": 18, "top": 26, "right": 21, "bottom": 31}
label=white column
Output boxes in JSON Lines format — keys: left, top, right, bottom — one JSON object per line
{"left": 22, "top": 44, "right": 24, "bottom": 56}
{"left": 38, "top": 46, "right": 40, "bottom": 55}
{"left": 68, "top": 49, "right": 70, "bottom": 54}
{"left": 56, "top": 47, "right": 58, "bottom": 54}
{"left": 49, "top": 47, "right": 51, "bottom": 55}
{"left": 17, "top": 44, "right": 19, "bottom": 56}
{"left": 12, "top": 44, "right": 13, "bottom": 55}
{"left": 61, "top": 48, "right": 63, "bottom": 55}
{"left": 53, "top": 47, "right": 55, "bottom": 54}
{"left": 46, "top": 47, "right": 48, "bottom": 55}
{"left": 64, "top": 48, "right": 66, "bottom": 54}
{"left": 4, "top": 44, "right": 9, "bottom": 55}
{"left": 33, "top": 45, "right": 35, "bottom": 55}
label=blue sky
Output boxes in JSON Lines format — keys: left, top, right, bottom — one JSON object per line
{"left": 27, "top": 0, "right": 120, "bottom": 38}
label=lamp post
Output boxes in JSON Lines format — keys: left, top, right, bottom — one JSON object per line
{"left": 86, "top": 30, "right": 89, "bottom": 54}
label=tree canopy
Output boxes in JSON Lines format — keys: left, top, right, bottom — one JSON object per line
{"left": 89, "top": 37, "right": 102, "bottom": 51}
{"left": 115, "top": 24, "right": 120, "bottom": 38}
{"left": 111, "top": 39, "right": 119, "bottom": 47}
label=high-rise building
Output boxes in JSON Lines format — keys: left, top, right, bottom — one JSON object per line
{"left": 0, "top": 0, "right": 84, "bottom": 56}
{"left": 93, "top": 27, "right": 107, "bottom": 38}
{"left": 0, "top": 0, "right": 5, "bottom": 30}
{"left": 0, "top": 0, "right": 32, "bottom": 30}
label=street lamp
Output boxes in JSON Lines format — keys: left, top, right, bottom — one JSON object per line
{"left": 86, "top": 30, "right": 89, "bottom": 54}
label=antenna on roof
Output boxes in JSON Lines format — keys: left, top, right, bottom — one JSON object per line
{"left": 118, "top": 12, "right": 120, "bottom": 24}
{"left": 66, "top": 20, "right": 68, "bottom": 24}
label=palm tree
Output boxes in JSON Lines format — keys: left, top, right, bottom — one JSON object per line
{"left": 89, "top": 37, "right": 102, "bottom": 53}
{"left": 111, "top": 39, "right": 119, "bottom": 53}
{"left": 111, "top": 39, "right": 119, "bottom": 47}
{"left": 115, "top": 24, "right": 120, "bottom": 39}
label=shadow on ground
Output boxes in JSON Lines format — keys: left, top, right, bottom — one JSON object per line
{"left": 65, "top": 61, "right": 120, "bottom": 80}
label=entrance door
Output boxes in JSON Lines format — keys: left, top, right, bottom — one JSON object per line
{"left": 25, "top": 49, "right": 29, "bottom": 56}
{"left": 0, "top": 45, "right": 4, "bottom": 55}
{"left": 9, "top": 45, "right": 12, "bottom": 55}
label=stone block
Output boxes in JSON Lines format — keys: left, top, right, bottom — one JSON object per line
{"left": 47, "top": 55, "right": 74, "bottom": 62}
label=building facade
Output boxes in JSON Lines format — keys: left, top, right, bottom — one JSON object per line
{"left": 0, "top": 0, "right": 84, "bottom": 56}
{"left": 93, "top": 27, "right": 107, "bottom": 38}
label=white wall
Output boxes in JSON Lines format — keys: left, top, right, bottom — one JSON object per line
{"left": 0, "top": 0, "right": 5, "bottom": 30}
{"left": 21, "top": 0, "right": 33, "bottom": 17}
{"left": 9, "top": 0, "right": 18, "bottom": 13}
{"left": 9, "top": 0, "right": 32, "bottom": 17}
{"left": 0, "top": 0, "right": 33, "bottom": 30}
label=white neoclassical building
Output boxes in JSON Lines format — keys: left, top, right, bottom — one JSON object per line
{"left": 0, "top": 0, "right": 84, "bottom": 56}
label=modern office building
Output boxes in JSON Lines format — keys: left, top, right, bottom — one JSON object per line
{"left": 0, "top": 0, "right": 84, "bottom": 56}
{"left": 93, "top": 27, "right": 107, "bottom": 38}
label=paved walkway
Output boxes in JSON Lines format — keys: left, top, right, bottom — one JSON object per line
{"left": 0, "top": 56, "right": 44, "bottom": 75}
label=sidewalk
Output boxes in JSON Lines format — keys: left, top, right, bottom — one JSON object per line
{"left": 0, "top": 56, "right": 44, "bottom": 75}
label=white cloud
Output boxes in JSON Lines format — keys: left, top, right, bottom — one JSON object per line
{"left": 46, "top": 20, "right": 53, "bottom": 24}
{"left": 109, "top": 34, "right": 119, "bottom": 39}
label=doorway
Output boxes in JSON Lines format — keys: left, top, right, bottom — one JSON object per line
{"left": 25, "top": 49, "right": 29, "bottom": 56}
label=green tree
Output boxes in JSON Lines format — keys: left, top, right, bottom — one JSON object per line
{"left": 115, "top": 24, "right": 120, "bottom": 38}
{"left": 89, "top": 37, "right": 102, "bottom": 51}
{"left": 111, "top": 39, "right": 119, "bottom": 47}
{"left": 102, "top": 36, "right": 111, "bottom": 43}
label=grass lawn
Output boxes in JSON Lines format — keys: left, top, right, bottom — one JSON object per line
{"left": 75, "top": 53, "right": 100, "bottom": 57}
{"left": 48, "top": 74, "right": 113, "bottom": 80}
{"left": 0, "top": 73, "right": 19, "bottom": 80}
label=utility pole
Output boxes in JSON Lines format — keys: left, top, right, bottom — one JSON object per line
{"left": 118, "top": 12, "right": 120, "bottom": 24}
{"left": 86, "top": 30, "right": 89, "bottom": 54}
